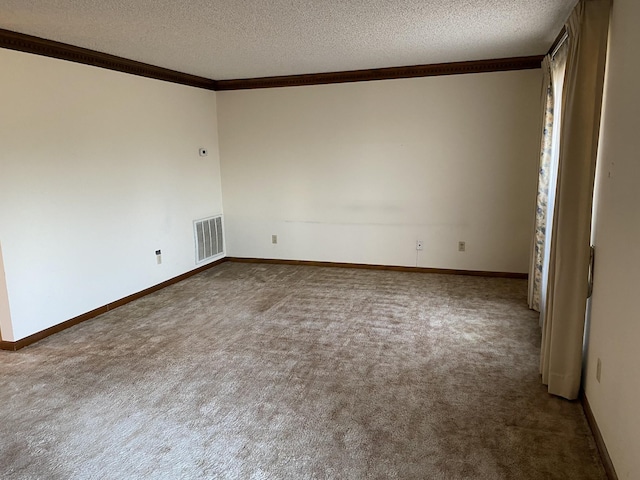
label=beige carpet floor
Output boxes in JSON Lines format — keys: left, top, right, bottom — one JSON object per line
{"left": 0, "top": 262, "right": 606, "bottom": 479}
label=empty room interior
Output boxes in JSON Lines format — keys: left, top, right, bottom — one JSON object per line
{"left": 0, "top": 0, "right": 638, "bottom": 478}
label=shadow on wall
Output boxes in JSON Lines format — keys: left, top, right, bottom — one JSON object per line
{"left": 0, "top": 241, "right": 14, "bottom": 341}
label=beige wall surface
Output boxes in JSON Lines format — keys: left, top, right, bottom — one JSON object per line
{"left": 0, "top": 49, "right": 223, "bottom": 341}
{"left": 217, "top": 70, "right": 542, "bottom": 272}
{"left": 584, "top": 0, "right": 640, "bottom": 478}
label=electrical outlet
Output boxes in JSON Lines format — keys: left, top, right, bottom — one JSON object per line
{"left": 596, "top": 358, "right": 602, "bottom": 382}
{"left": 416, "top": 240, "right": 424, "bottom": 251}
{"left": 272, "top": 235, "right": 278, "bottom": 244}
{"left": 458, "top": 241, "right": 466, "bottom": 252}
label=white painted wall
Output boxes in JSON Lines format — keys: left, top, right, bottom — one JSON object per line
{"left": 217, "top": 70, "right": 541, "bottom": 272}
{"left": 584, "top": 0, "right": 640, "bottom": 477}
{"left": 0, "top": 49, "right": 223, "bottom": 342}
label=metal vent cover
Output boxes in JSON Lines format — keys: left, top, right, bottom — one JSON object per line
{"left": 194, "top": 215, "right": 224, "bottom": 263}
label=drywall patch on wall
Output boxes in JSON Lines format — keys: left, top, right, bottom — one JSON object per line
{"left": 0, "top": 242, "right": 15, "bottom": 341}
{"left": 0, "top": 48, "right": 223, "bottom": 341}
{"left": 584, "top": 0, "right": 640, "bottom": 477}
{"left": 217, "top": 69, "right": 541, "bottom": 273}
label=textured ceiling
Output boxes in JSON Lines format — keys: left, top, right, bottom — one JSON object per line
{"left": 0, "top": 0, "right": 575, "bottom": 80}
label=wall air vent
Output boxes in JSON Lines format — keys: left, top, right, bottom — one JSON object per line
{"left": 194, "top": 215, "right": 224, "bottom": 263}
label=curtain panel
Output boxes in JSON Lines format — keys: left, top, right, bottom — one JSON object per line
{"left": 530, "top": 42, "right": 569, "bottom": 328}
{"left": 540, "top": 0, "right": 611, "bottom": 400}
{"left": 528, "top": 59, "right": 554, "bottom": 313}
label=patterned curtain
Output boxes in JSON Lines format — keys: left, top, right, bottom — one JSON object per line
{"left": 529, "top": 58, "right": 554, "bottom": 312}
